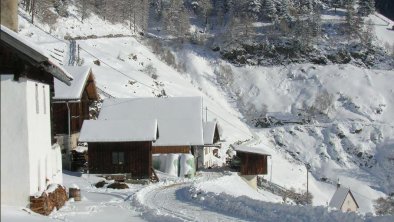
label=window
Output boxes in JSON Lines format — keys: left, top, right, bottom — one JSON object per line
{"left": 42, "top": 86, "right": 46, "bottom": 114}
{"left": 112, "top": 152, "right": 124, "bottom": 165}
{"left": 35, "top": 84, "right": 39, "bottom": 114}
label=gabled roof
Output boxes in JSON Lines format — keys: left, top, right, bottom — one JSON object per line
{"left": 98, "top": 97, "right": 204, "bottom": 146}
{"left": 53, "top": 66, "right": 98, "bottom": 101}
{"left": 0, "top": 25, "right": 73, "bottom": 85}
{"left": 235, "top": 145, "right": 271, "bottom": 156}
{"left": 203, "top": 121, "right": 219, "bottom": 145}
{"left": 79, "top": 119, "right": 158, "bottom": 142}
{"left": 329, "top": 187, "right": 359, "bottom": 209}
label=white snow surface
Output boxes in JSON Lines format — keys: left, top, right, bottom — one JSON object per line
{"left": 54, "top": 66, "right": 91, "bottom": 100}
{"left": 235, "top": 145, "right": 272, "bottom": 156}
{"left": 79, "top": 119, "right": 158, "bottom": 142}
{"left": 99, "top": 97, "right": 204, "bottom": 146}
{"left": 1, "top": 24, "right": 73, "bottom": 82}
{"left": 203, "top": 121, "right": 217, "bottom": 145}
{"left": 9, "top": 5, "right": 394, "bottom": 220}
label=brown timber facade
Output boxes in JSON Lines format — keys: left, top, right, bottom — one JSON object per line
{"left": 238, "top": 152, "right": 268, "bottom": 175}
{"left": 53, "top": 92, "right": 91, "bottom": 134}
{"left": 88, "top": 141, "right": 152, "bottom": 179}
{"left": 152, "top": 145, "right": 190, "bottom": 154}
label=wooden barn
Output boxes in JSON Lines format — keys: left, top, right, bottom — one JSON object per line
{"left": 198, "top": 121, "right": 222, "bottom": 169}
{"left": 234, "top": 145, "right": 271, "bottom": 189}
{"left": 52, "top": 66, "right": 99, "bottom": 169}
{"left": 79, "top": 119, "right": 159, "bottom": 179}
{"left": 98, "top": 97, "right": 204, "bottom": 155}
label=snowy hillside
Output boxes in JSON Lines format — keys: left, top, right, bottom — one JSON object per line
{"left": 11, "top": 1, "right": 394, "bottom": 219}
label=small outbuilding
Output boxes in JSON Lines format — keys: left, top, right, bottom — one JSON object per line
{"left": 198, "top": 121, "right": 221, "bottom": 169}
{"left": 52, "top": 66, "right": 99, "bottom": 170}
{"left": 329, "top": 186, "right": 359, "bottom": 212}
{"left": 234, "top": 145, "right": 271, "bottom": 189}
{"left": 79, "top": 119, "right": 159, "bottom": 179}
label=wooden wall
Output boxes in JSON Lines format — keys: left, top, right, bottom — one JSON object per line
{"left": 53, "top": 92, "right": 90, "bottom": 135}
{"left": 238, "top": 152, "right": 268, "bottom": 175}
{"left": 88, "top": 141, "right": 152, "bottom": 179}
{"left": 152, "top": 146, "right": 190, "bottom": 154}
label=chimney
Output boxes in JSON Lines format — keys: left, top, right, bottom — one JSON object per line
{"left": 1, "top": 0, "right": 19, "bottom": 32}
{"left": 337, "top": 179, "right": 341, "bottom": 190}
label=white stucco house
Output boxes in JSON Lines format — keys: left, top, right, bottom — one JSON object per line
{"left": 198, "top": 121, "right": 221, "bottom": 169}
{"left": 0, "top": 25, "right": 73, "bottom": 207}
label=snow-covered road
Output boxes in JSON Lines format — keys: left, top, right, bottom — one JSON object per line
{"left": 136, "top": 171, "right": 248, "bottom": 222}
{"left": 142, "top": 183, "right": 245, "bottom": 222}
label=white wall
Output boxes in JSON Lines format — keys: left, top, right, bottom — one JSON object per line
{"left": 202, "top": 147, "right": 215, "bottom": 168}
{"left": 1, "top": 76, "right": 63, "bottom": 207}
{"left": 341, "top": 193, "right": 358, "bottom": 212}
{"left": 1, "top": 75, "right": 31, "bottom": 207}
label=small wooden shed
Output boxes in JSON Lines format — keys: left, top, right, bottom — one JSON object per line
{"left": 52, "top": 66, "right": 99, "bottom": 139}
{"left": 235, "top": 146, "right": 271, "bottom": 175}
{"left": 79, "top": 119, "right": 159, "bottom": 179}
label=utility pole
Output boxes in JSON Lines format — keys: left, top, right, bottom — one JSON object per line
{"left": 205, "top": 107, "right": 208, "bottom": 122}
{"left": 31, "top": 0, "right": 35, "bottom": 24}
{"left": 306, "top": 163, "right": 311, "bottom": 205}
{"left": 77, "top": 44, "right": 80, "bottom": 65}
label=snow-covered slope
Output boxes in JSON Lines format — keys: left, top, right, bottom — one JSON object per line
{"left": 14, "top": 4, "right": 394, "bottom": 216}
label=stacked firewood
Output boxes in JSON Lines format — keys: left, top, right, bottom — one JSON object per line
{"left": 29, "top": 185, "right": 68, "bottom": 215}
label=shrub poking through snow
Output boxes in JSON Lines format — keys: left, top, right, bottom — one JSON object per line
{"left": 95, "top": 180, "right": 107, "bottom": 188}
{"left": 374, "top": 196, "right": 394, "bottom": 215}
{"left": 107, "top": 182, "right": 129, "bottom": 189}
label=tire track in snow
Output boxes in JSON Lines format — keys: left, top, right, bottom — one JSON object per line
{"left": 138, "top": 172, "right": 246, "bottom": 222}
{"left": 143, "top": 183, "right": 245, "bottom": 222}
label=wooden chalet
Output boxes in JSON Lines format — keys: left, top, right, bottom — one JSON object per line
{"left": 98, "top": 97, "right": 204, "bottom": 154}
{"left": 79, "top": 119, "right": 159, "bottom": 180}
{"left": 52, "top": 66, "right": 99, "bottom": 143}
{"left": 235, "top": 146, "right": 271, "bottom": 175}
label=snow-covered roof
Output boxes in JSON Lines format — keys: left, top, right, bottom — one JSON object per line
{"left": 0, "top": 25, "right": 73, "bottom": 85}
{"left": 53, "top": 66, "right": 92, "bottom": 100}
{"left": 98, "top": 97, "right": 204, "bottom": 146}
{"left": 203, "top": 121, "right": 218, "bottom": 145}
{"left": 329, "top": 187, "right": 359, "bottom": 209}
{"left": 235, "top": 145, "right": 271, "bottom": 156}
{"left": 79, "top": 119, "right": 158, "bottom": 142}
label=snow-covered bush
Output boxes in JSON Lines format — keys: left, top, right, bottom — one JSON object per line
{"left": 374, "top": 196, "right": 394, "bottom": 215}
{"left": 143, "top": 63, "right": 158, "bottom": 79}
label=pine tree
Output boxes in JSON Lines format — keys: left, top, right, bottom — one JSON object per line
{"left": 358, "top": 0, "right": 375, "bottom": 16}
{"left": 345, "top": 0, "right": 360, "bottom": 40}
{"left": 163, "top": 0, "right": 190, "bottom": 38}
{"left": 263, "top": 0, "right": 277, "bottom": 21}
{"left": 277, "top": 0, "right": 291, "bottom": 22}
